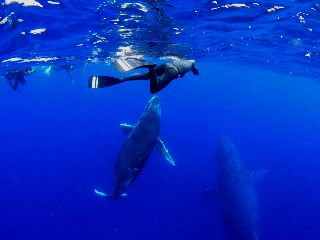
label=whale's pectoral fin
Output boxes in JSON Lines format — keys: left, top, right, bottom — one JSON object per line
{"left": 155, "top": 137, "right": 175, "bottom": 166}
{"left": 94, "top": 189, "right": 112, "bottom": 198}
{"left": 251, "top": 168, "right": 268, "bottom": 181}
{"left": 120, "top": 123, "right": 134, "bottom": 134}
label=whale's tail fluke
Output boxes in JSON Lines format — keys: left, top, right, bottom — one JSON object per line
{"left": 94, "top": 189, "right": 127, "bottom": 199}
{"left": 94, "top": 189, "right": 112, "bottom": 198}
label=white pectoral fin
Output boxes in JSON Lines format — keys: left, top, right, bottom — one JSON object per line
{"left": 94, "top": 188, "right": 127, "bottom": 199}
{"left": 155, "top": 137, "right": 175, "bottom": 166}
{"left": 120, "top": 123, "right": 134, "bottom": 134}
{"left": 94, "top": 189, "right": 111, "bottom": 198}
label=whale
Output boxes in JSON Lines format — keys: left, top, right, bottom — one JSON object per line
{"left": 204, "top": 136, "right": 266, "bottom": 240}
{"left": 94, "top": 95, "right": 175, "bottom": 199}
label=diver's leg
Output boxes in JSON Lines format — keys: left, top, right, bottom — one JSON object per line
{"left": 15, "top": 71, "right": 26, "bottom": 86}
{"left": 89, "top": 65, "right": 160, "bottom": 89}
{"left": 122, "top": 64, "right": 164, "bottom": 82}
{"left": 149, "top": 64, "right": 166, "bottom": 93}
{"left": 149, "top": 68, "right": 158, "bottom": 93}
{"left": 113, "top": 58, "right": 155, "bottom": 73}
{"left": 150, "top": 69, "right": 175, "bottom": 94}
{"left": 10, "top": 78, "right": 18, "bottom": 91}
{"left": 89, "top": 71, "right": 151, "bottom": 89}
{"left": 19, "top": 77, "right": 26, "bottom": 85}
{"left": 121, "top": 71, "right": 151, "bottom": 82}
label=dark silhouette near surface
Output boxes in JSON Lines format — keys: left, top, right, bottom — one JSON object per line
{"left": 89, "top": 58, "right": 199, "bottom": 93}
{"left": 2, "top": 67, "right": 35, "bottom": 91}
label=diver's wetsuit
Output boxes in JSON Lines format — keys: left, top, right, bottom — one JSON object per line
{"left": 2, "top": 67, "right": 34, "bottom": 91}
{"left": 121, "top": 59, "right": 199, "bottom": 93}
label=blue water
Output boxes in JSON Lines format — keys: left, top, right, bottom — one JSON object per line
{"left": 1, "top": 1, "right": 320, "bottom": 240}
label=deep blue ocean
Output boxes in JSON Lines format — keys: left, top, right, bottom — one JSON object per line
{"left": 1, "top": 1, "right": 320, "bottom": 240}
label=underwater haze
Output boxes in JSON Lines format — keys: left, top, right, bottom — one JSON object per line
{"left": 1, "top": 1, "right": 320, "bottom": 240}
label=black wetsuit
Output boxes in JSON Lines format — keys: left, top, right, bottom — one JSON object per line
{"left": 121, "top": 59, "right": 199, "bottom": 93}
{"left": 2, "top": 67, "right": 34, "bottom": 91}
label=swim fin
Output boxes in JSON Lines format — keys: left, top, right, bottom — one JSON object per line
{"left": 88, "top": 76, "right": 122, "bottom": 88}
{"left": 113, "top": 58, "right": 156, "bottom": 73}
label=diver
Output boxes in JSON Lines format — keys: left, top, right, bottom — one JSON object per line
{"left": 88, "top": 58, "right": 199, "bottom": 93}
{"left": 43, "top": 64, "right": 75, "bottom": 80}
{"left": 2, "top": 67, "right": 35, "bottom": 91}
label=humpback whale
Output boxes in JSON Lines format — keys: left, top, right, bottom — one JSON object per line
{"left": 204, "top": 136, "right": 266, "bottom": 240}
{"left": 94, "top": 96, "right": 175, "bottom": 199}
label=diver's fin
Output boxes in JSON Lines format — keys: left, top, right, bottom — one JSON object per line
{"left": 42, "top": 66, "right": 52, "bottom": 76}
{"left": 94, "top": 189, "right": 112, "bottom": 198}
{"left": 120, "top": 123, "right": 134, "bottom": 134}
{"left": 155, "top": 138, "right": 175, "bottom": 166}
{"left": 251, "top": 169, "right": 268, "bottom": 181}
{"left": 88, "top": 76, "right": 122, "bottom": 88}
{"left": 113, "top": 58, "right": 156, "bottom": 73}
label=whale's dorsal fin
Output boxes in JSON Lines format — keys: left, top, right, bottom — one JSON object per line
{"left": 120, "top": 123, "right": 134, "bottom": 134}
{"left": 155, "top": 138, "right": 175, "bottom": 166}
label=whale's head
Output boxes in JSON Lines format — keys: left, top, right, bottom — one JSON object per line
{"left": 145, "top": 95, "right": 161, "bottom": 119}
{"left": 216, "top": 136, "right": 242, "bottom": 170}
{"left": 137, "top": 95, "right": 161, "bottom": 137}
